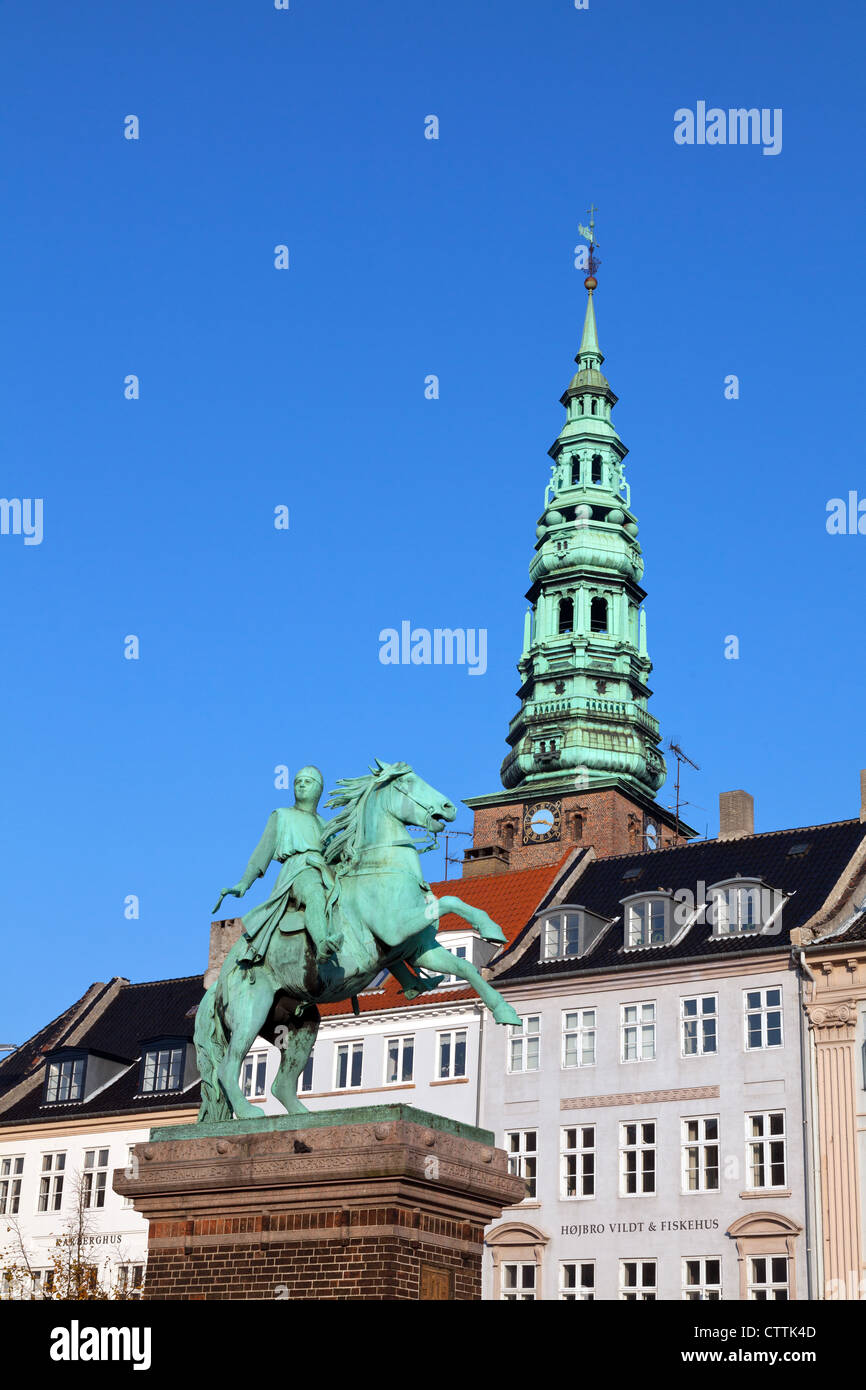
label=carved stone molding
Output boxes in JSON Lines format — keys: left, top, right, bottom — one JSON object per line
{"left": 806, "top": 1000, "right": 858, "bottom": 1039}
{"left": 562, "top": 1084, "right": 719, "bottom": 1111}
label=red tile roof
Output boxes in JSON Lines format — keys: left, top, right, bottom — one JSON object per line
{"left": 318, "top": 854, "right": 570, "bottom": 1019}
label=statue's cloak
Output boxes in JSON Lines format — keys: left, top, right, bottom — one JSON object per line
{"left": 239, "top": 808, "right": 334, "bottom": 955}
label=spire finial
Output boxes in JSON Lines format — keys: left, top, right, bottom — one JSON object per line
{"left": 577, "top": 204, "right": 600, "bottom": 291}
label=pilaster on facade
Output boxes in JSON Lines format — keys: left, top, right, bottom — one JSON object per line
{"left": 803, "top": 952, "right": 865, "bottom": 1298}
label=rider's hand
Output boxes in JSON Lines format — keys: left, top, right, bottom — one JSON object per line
{"left": 212, "top": 883, "right": 246, "bottom": 914}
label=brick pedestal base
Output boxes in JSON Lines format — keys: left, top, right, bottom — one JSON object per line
{"left": 114, "top": 1105, "right": 524, "bottom": 1301}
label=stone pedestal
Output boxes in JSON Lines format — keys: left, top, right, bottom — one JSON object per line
{"left": 114, "top": 1105, "right": 525, "bottom": 1301}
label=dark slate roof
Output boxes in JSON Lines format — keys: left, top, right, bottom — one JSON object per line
{"left": 0, "top": 975, "right": 205, "bottom": 1127}
{"left": 77, "top": 976, "right": 204, "bottom": 1061}
{"left": 494, "top": 819, "right": 866, "bottom": 982}
{"left": 0, "top": 983, "right": 116, "bottom": 1093}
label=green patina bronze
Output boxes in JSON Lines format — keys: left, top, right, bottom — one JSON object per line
{"left": 150, "top": 1104, "right": 495, "bottom": 1145}
{"left": 472, "top": 263, "right": 668, "bottom": 806}
{"left": 195, "top": 761, "right": 521, "bottom": 1121}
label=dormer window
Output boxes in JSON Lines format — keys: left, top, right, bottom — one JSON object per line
{"left": 140, "top": 1042, "right": 185, "bottom": 1094}
{"left": 624, "top": 895, "right": 671, "bottom": 948}
{"left": 708, "top": 879, "right": 771, "bottom": 936}
{"left": 44, "top": 1053, "right": 86, "bottom": 1104}
{"left": 542, "top": 911, "right": 583, "bottom": 959}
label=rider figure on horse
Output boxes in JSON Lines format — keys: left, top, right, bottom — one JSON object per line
{"left": 213, "top": 766, "right": 343, "bottom": 966}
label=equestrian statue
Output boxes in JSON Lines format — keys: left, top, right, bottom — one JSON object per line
{"left": 194, "top": 760, "right": 522, "bottom": 1121}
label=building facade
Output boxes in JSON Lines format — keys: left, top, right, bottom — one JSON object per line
{"left": 0, "top": 976, "right": 201, "bottom": 1295}
{"left": 479, "top": 806, "right": 866, "bottom": 1300}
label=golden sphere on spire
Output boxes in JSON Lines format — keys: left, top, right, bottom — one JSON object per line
{"left": 584, "top": 275, "right": 597, "bottom": 292}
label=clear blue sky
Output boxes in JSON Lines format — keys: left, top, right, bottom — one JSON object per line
{"left": 2, "top": 0, "right": 864, "bottom": 1045}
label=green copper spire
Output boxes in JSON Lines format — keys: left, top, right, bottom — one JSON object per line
{"left": 577, "top": 287, "right": 601, "bottom": 365}
{"left": 499, "top": 267, "right": 667, "bottom": 801}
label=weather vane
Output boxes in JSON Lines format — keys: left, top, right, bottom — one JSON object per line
{"left": 577, "top": 203, "right": 600, "bottom": 286}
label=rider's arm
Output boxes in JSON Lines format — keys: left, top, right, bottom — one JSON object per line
{"left": 238, "top": 811, "right": 278, "bottom": 891}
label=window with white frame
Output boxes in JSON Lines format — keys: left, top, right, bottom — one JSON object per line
{"left": 683, "top": 1257, "right": 722, "bottom": 1300}
{"left": 299, "top": 1048, "right": 315, "bottom": 1094}
{"left": 385, "top": 1035, "right": 414, "bottom": 1085}
{"left": 45, "top": 1055, "right": 86, "bottom": 1103}
{"left": 620, "top": 1121, "right": 656, "bottom": 1196}
{"left": 744, "top": 987, "right": 783, "bottom": 1050}
{"left": 562, "top": 1009, "right": 596, "bottom": 1068}
{"left": 746, "top": 1111, "right": 787, "bottom": 1189}
{"left": 501, "top": 1262, "right": 536, "bottom": 1300}
{"left": 334, "top": 1041, "right": 363, "bottom": 1090}
{"left": 619, "top": 1260, "right": 656, "bottom": 1300}
{"left": 141, "top": 1044, "right": 184, "bottom": 1094}
{"left": 117, "top": 1263, "right": 145, "bottom": 1295}
{"left": 560, "top": 1261, "right": 595, "bottom": 1300}
{"left": 31, "top": 1268, "right": 55, "bottom": 1297}
{"left": 82, "top": 1148, "right": 109, "bottom": 1209}
{"left": 0, "top": 1156, "right": 23, "bottom": 1215}
{"left": 437, "top": 944, "right": 467, "bottom": 986}
{"left": 681, "top": 995, "right": 718, "bottom": 1056}
{"left": 506, "top": 1130, "right": 537, "bottom": 1200}
{"left": 436, "top": 1029, "right": 467, "bottom": 1080}
{"left": 682, "top": 1117, "right": 720, "bottom": 1192}
{"left": 509, "top": 1015, "right": 540, "bottom": 1073}
{"left": 242, "top": 1050, "right": 268, "bottom": 1099}
{"left": 625, "top": 897, "right": 669, "bottom": 948}
{"left": 621, "top": 1001, "right": 656, "bottom": 1061}
{"left": 38, "top": 1152, "right": 66, "bottom": 1212}
{"left": 710, "top": 881, "right": 764, "bottom": 935}
{"left": 542, "top": 912, "right": 583, "bottom": 960}
{"left": 561, "top": 1125, "right": 595, "bottom": 1199}
{"left": 748, "top": 1255, "right": 789, "bottom": 1300}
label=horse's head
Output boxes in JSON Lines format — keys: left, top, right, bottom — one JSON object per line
{"left": 373, "top": 759, "right": 457, "bottom": 837}
{"left": 324, "top": 760, "right": 456, "bottom": 864}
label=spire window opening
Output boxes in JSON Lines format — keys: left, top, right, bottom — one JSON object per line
{"left": 591, "top": 455, "right": 603, "bottom": 485}
{"left": 590, "top": 598, "right": 608, "bottom": 634}
{"left": 558, "top": 598, "right": 574, "bottom": 634}
{"left": 590, "top": 399, "right": 598, "bottom": 415}
{"left": 571, "top": 458, "right": 581, "bottom": 486}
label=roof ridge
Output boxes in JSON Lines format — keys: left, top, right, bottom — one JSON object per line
{"left": 594, "top": 818, "right": 864, "bottom": 864}
{"left": 117, "top": 974, "right": 205, "bottom": 990}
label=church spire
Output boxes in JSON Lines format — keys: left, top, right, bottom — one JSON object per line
{"left": 463, "top": 217, "right": 697, "bottom": 868}
{"left": 576, "top": 284, "right": 601, "bottom": 367}
{"left": 497, "top": 228, "right": 667, "bottom": 804}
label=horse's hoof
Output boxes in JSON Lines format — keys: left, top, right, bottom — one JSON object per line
{"left": 492, "top": 1003, "right": 522, "bottom": 1027}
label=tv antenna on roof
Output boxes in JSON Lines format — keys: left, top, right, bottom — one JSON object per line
{"left": 668, "top": 740, "right": 699, "bottom": 845}
{"left": 442, "top": 828, "right": 472, "bottom": 881}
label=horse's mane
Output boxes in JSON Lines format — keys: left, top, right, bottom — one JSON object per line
{"left": 322, "top": 761, "right": 412, "bottom": 866}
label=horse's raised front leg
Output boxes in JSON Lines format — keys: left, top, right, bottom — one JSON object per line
{"left": 220, "top": 972, "right": 276, "bottom": 1120}
{"left": 430, "top": 894, "right": 507, "bottom": 944}
{"left": 271, "top": 1006, "right": 319, "bottom": 1115}
{"left": 409, "top": 942, "right": 521, "bottom": 1027}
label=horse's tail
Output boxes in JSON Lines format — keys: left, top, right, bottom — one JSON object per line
{"left": 193, "top": 981, "right": 232, "bottom": 1123}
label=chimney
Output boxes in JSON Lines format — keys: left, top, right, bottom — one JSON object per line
{"left": 860, "top": 769, "right": 866, "bottom": 823}
{"left": 718, "top": 790, "right": 754, "bottom": 841}
{"left": 205, "top": 918, "right": 245, "bottom": 989}
{"left": 462, "top": 844, "right": 511, "bottom": 879}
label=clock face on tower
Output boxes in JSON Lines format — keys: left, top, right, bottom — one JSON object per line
{"left": 523, "top": 800, "right": 562, "bottom": 844}
{"left": 644, "top": 821, "right": 659, "bottom": 850}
